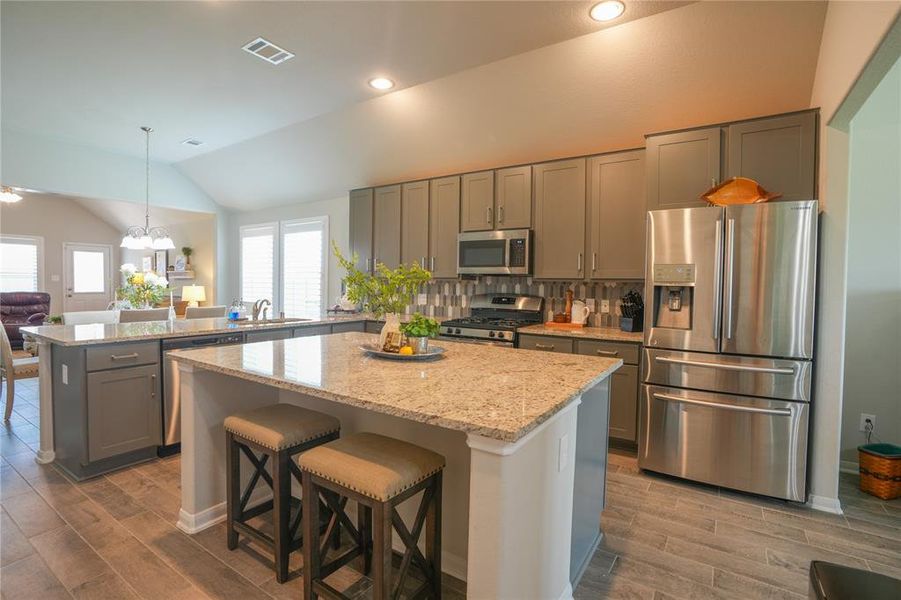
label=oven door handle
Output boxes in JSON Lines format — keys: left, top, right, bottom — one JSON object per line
{"left": 652, "top": 393, "right": 792, "bottom": 416}
{"left": 655, "top": 355, "right": 795, "bottom": 375}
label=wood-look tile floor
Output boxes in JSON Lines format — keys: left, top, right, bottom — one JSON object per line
{"left": 2, "top": 378, "right": 899, "bottom": 599}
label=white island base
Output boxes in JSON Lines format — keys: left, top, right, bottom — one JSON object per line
{"left": 174, "top": 344, "right": 612, "bottom": 600}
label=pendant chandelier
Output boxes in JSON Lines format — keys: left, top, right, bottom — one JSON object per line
{"left": 120, "top": 126, "right": 175, "bottom": 250}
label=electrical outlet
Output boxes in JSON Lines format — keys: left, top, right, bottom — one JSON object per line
{"left": 416, "top": 294, "right": 427, "bottom": 305}
{"left": 586, "top": 298, "right": 596, "bottom": 310}
{"left": 859, "top": 413, "right": 876, "bottom": 433}
{"left": 600, "top": 299, "right": 610, "bottom": 314}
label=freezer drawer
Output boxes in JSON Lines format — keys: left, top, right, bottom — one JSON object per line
{"left": 638, "top": 384, "right": 808, "bottom": 501}
{"left": 642, "top": 348, "right": 812, "bottom": 402}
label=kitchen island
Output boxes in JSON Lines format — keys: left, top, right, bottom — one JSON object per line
{"left": 169, "top": 332, "right": 620, "bottom": 599}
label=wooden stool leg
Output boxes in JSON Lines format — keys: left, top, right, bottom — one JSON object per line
{"left": 427, "top": 472, "right": 443, "bottom": 599}
{"left": 357, "top": 504, "right": 372, "bottom": 575}
{"left": 3, "top": 371, "right": 14, "bottom": 422}
{"left": 371, "top": 501, "right": 393, "bottom": 600}
{"left": 272, "top": 449, "right": 291, "bottom": 584}
{"left": 302, "top": 472, "right": 321, "bottom": 600}
{"left": 225, "top": 432, "right": 239, "bottom": 551}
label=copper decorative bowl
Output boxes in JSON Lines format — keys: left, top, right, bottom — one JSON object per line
{"left": 701, "top": 177, "right": 781, "bottom": 206}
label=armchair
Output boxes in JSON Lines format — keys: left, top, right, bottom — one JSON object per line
{"left": 0, "top": 292, "right": 51, "bottom": 350}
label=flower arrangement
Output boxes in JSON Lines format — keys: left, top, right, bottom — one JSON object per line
{"left": 401, "top": 313, "right": 440, "bottom": 338}
{"left": 333, "top": 242, "right": 431, "bottom": 317}
{"left": 117, "top": 263, "right": 169, "bottom": 309}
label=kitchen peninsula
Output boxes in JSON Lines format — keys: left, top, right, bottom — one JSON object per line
{"left": 169, "top": 332, "right": 620, "bottom": 599}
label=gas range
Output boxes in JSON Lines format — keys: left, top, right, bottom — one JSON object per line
{"left": 440, "top": 294, "right": 544, "bottom": 344}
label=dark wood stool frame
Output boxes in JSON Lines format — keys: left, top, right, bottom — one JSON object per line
{"left": 226, "top": 429, "right": 340, "bottom": 583}
{"left": 301, "top": 469, "right": 443, "bottom": 600}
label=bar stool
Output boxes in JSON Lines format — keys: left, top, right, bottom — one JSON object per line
{"left": 224, "top": 403, "right": 340, "bottom": 583}
{"left": 299, "top": 432, "right": 445, "bottom": 600}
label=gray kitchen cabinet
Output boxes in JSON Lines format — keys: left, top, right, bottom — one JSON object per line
{"left": 429, "top": 175, "right": 461, "bottom": 278}
{"left": 495, "top": 165, "right": 532, "bottom": 230}
{"left": 607, "top": 365, "right": 639, "bottom": 442}
{"left": 588, "top": 150, "right": 646, "bottom": 280}
{"left": 331, "top": 322, "right": 365, "bottom": 334}
{"left": 349, "top": 188, "right": 374, "bottom": 273}
{"left": 87, "top": 364, "right": 161, "bottom": 462}
{"left": 646, "top": 127, "right": 722, "bottom": 210}
{"left": 460, "top": 171, "right": 495, "bottom": 232}
{"left": 533, "top": 158, "right": 587, "bottom": 280}
{"left": 517, "top": 334, "right": 574, "bottom": 354}
{"left": 373, "top": 185, "right": 402, "bottom": 269}
{"left": 401, "top": 181, "right": 430, "bottom": 268}
{"left": 246, "top": 328, "right": 292, "bottom": 343}
{"left": 293, "top": 325, "right": 332, "bottom": 337}
{"left": 726, "top": 111, "right": 817, "bottom": 201}
{"left": 575, "top": 339, "right": 640, "bottom": 365}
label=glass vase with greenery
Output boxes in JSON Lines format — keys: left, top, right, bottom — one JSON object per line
{"left": 117, "top": 263, "right": 169, "bottom": 309}
{"left": 332, "top": 242, "right": 431, "bottom": 317}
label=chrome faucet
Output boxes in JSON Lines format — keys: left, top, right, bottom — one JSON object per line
{"left": 252, "top": 299, "right": 271, "bottom": 321}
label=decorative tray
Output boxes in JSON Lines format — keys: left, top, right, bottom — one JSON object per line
{"left": 359, "top": 344, "right": 446, "bottom": 361}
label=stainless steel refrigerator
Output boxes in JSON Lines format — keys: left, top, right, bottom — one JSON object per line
{"left": 640, "top": 200, "right": 817, "bottom": 502}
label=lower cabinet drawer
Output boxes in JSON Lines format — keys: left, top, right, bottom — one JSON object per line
{"left": 575, "top": 340, "right": 640, "bottom": 365}
{"left": 331, "top": 321, "right": 365, "bottom": 334}
{"left": 245, "top": 329, "right": 292, "bottom": 343}
{"left": 609, "top": 364, "right": 639, "bottom": 442}
{"left": 86, "top": 341, "right": 159, "bottom": 372}
{"left": 87, "top": 364, "right": 161, "bottom": 461}
{"left": 517, "top": 335, "right": 574, "bottom": 354}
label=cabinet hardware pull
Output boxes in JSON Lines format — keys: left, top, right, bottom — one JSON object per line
{"left": 430, "top": 257, "right": 435, "bottom": 271}
{"left": 724, "top": 218, "right": 736, "bottom": 340}
{"left": 592, "top": 252, "right": 597, "bottom": 272}
{"left": 534, "top": 343, "right": 555, "bottom": 350}
{"left": 151, "top": 373, "right": 156, "bottom": 398}
{"left": 487, "top": 206, "right": 492, "bottom": 225}
{"left": 577, "top": 253, "right": 583, "bottom": 271}
{"left": 712, "top": 220, "right": 723, "bottom": 340}
{"left": 655, "top": 356, "right": 795, "bottom": 375}
{"left": 596, "top": 350, "right": 619, "bottom": 356}
{"left": 110, "top": 353, "right": 139, "bottom": 361}
{"left": 498, "top": 206, "right": 504, "bottom": 223}
{"left": 653, "top": 392, "right": 792, "bottom": 416}
{"left": 421, "top": 257, "right": 426, "bottom": 268}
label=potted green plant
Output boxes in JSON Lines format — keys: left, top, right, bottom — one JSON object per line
{"left": 333, "top": 242, "right": 431, "bottom": 348}
{"left": 181, "top": 246, "right": 193, "bottom": 269}
{"left": 401, "top": 313, "right": 440, "bottom": 354}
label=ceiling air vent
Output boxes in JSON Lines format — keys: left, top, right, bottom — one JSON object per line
{"left": 181, "top": 138, "right": 204, "bottom": 147}
{"left": 242, "top": 37, "right": 295, "bottom": 65}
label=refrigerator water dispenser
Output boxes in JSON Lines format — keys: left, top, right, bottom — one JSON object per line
{"left": 651, "top": 264, "right": 695, "bottom": 330}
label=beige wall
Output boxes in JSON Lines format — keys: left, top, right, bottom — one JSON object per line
{"left": 0, "top": 193, "right": 122, "bottom": 314}
{"left": 806, "top": 0, "right": 900, "bottom": 510}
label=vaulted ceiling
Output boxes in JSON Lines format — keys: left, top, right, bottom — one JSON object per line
{"left": 2, "top": 1, "right": 828, "bottom": 211}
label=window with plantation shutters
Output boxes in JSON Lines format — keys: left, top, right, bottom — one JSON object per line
{"left": 281, "top": 218, "right": 327, "bottom": 318}
{"left": 0, "top": 235, "right": 43, "bottom": 293}
{"left": 239, "top": 223, "right": 277, "bottom": 306}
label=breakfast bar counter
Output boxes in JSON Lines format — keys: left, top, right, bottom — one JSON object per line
{"left": 168, "top": 332, "right": 620, "bottom": 599}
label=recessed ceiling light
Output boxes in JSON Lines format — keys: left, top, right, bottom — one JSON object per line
{"left": 590, "top": 1, "right": 625, "bottom": 22}
{"left": 181, "top": 138, "right": 204, "bottom": 147}
{"left": 242, "top": 37, "right": 295, "bottom": 65}
{"left": 368, "top": 77, "right": 395, "bottom": 91}
{"left": 0, "top": 186, "right": 23, "bottom": 203}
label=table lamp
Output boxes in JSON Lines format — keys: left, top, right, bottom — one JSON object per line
{"left": 182, "top": 284, "right": 206, "bottom": 308}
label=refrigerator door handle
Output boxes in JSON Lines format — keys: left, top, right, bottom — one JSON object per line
{"left": 724, "top": 217, "right": 736, "bottom": 339}
{"left": 652, "top": 392, "right": 792, "bottom": 416}
{"left": 713, "top": 219, "right": 723, "bottom": 340}
{"left": 654, "top": 355, "right": 796, "bottom": 375}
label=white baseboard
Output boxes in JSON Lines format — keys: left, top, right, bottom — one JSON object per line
{"left": 177, "top": 489, "right": 272, "bottom": 534}
{"left": 840, "top": 460, "right": 859, "bottom": 474}
{"left": 807, "top": 494, "right": 844, "bottom": 515}
{"left": 557, "top": 582, "right": 574, "bottom": 600}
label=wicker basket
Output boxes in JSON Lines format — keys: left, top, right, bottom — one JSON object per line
{"left": 858, "top": 443, "right": 901, "bottom": 500}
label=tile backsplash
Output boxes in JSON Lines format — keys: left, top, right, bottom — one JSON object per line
{"left": 404, "top": 277, "right": 644, "bottom": 327}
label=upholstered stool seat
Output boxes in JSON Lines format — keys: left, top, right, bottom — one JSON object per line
{"left": 300, "top": 432, "right": 445, "bottom": 600}
{"left": 298, "top": 432, "right": 445, "bottom": 502}
{"left": 225, "top": 403, "right": 340, "bottom": 451}
{"left": 224, "top": 403, "right": 340, "bottom": 584}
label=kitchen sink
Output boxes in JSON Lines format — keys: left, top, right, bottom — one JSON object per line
{"left": 253, "top": 318, "right": 311, "bottom": 324}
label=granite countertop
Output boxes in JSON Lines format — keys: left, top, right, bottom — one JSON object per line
{"left": 169, "top": 331, "right": 621, "bottom": 442}
{"left": 21, "top": 314, "right": 373, "bottom": 346}
{"left": 517, "top": 324, "right": 644, "bottom": 343}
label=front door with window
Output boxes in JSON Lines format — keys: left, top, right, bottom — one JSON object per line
{"left": 63, "top": 243, "right": 112, "bottom": 311}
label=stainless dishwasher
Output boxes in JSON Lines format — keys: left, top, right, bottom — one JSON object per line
{"left": 159, "top": 333, "right": 244, "bottom": 456}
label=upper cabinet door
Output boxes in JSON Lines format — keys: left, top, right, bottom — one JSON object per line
{"left": 349, "top": 188, "right": 374, "bottom": 273}
{"left": 429, "top": 176, "right": 461, "bottom": 279}
{"left": 588, "top": 150, "right": 646, "bottom": 280}
{"left": 460, "top": 171, "right": 495, "bottom": 232}
{"left": 533, "top": 158, "right": 587, "bottom": 280}
{"left": 401, "top": 181, "right": 430, "bottom": 268}
{"left": 726, "top": 111, "right": 817, "bottom": 201}
{"left": 495, "top": 165, "right": 532, "bottom": 230}
{"left": 373, "top": 185, "right": 401, "bottom": 270}
{"left": 646, "top": 127, "right": 722, "bottom": 211}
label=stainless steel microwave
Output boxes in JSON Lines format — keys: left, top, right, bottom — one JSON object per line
{"left": 457, "top": 229, "right": 532, "bottom": 275}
